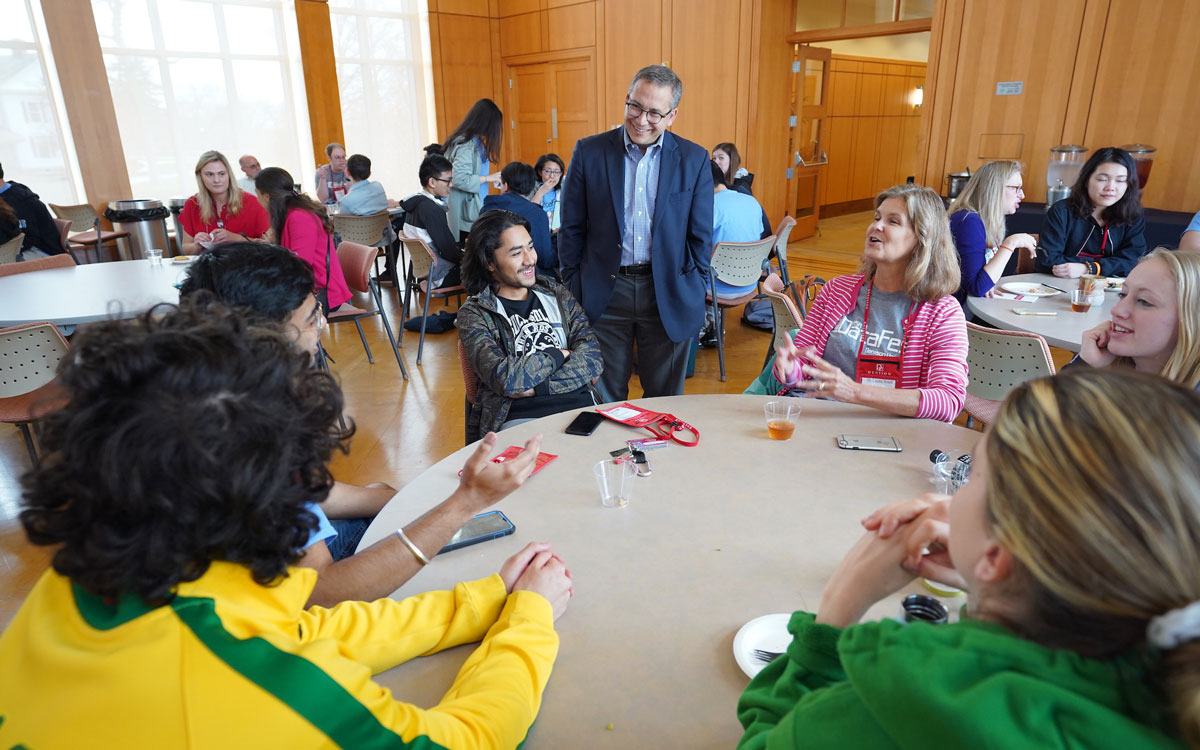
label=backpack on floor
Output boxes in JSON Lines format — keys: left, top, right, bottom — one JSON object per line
{"left": 740, "top": 298, "right": 773, "bottom": 331}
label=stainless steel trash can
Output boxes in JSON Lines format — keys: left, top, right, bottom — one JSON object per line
{"left": 167, "top": 197, "right": 189, "bottom": 255}
{"left": 103, "top": 199, "right": 171, "bottom": 260}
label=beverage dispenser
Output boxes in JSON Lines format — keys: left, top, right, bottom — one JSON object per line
{"left": 1046, "top": 144, "right": 1087, "bottom": 210}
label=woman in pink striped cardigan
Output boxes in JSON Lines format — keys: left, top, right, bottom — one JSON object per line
{"left": 772, "top": 184, "right": 968, "bottom": 422}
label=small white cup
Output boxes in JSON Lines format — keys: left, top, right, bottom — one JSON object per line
{"left": 146, "top": 248, "right": 163, "bottom": 266}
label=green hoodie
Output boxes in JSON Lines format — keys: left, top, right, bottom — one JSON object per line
{"left": 737, "top": 611, "right": 1181, "bottom": 749}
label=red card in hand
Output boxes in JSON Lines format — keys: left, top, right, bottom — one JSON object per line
{"left": 492, "top": 446, "right": 557, "bottom": 475}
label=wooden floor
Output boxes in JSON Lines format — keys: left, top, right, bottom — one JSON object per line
{"left": 0, "top": 210, "right": 1066, "bottom": 629}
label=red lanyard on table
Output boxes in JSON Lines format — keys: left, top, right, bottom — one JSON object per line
{"left": 641, "top": 416, "right": 700, "bottom": 446}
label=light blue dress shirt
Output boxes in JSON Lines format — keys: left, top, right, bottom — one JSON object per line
{"left": 620, "top": 128, "right": 664, "bottom": 266}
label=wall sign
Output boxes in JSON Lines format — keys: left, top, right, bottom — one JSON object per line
{"left": 995, "top": 81, "right": 1023, "bottom": 96}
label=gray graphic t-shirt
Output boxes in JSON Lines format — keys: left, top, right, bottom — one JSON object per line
{"left": 822, "top": 284, "right": 911, "bottom": 380}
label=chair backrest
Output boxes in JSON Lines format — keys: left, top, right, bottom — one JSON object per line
{"left": 710, "top": 235, "right": 776, "bottom": 287}
{"left": 0, "top": 233, "right": 24, "bottom": 264}
{"left": 332, "top": 211, "right": 390, "bottom": 247}
{"left": 49, "top": 203, "right": 100, "bottom": 234}
{"left": 53, "top": 218, "right": 71, "bottom": 252}
{"left": 965, "top": 321, "right": 1056, "bottom": 402}
{"left": 399, "top": 234, "right": 436, "bottom": 281}
{"left": 772, "top": 215, "right": 797, "bottom": 282}
{"left": 456, "top": 337, "right": 478, "bottom": 406}
{"left": 0, "top": 322, "right": 70, "bottom": 398}
{"left": 762, "top": 273, "right": 804, "bottom": 355}
{"left": 335, "top": 241, "right": 377, "bottom": 295}
{"left": 0, "top": 253, "right": 76, "bottom": 278}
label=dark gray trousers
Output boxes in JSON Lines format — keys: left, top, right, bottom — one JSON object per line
{"left": 593, "top": 273, "right": 689, "bottom": 402}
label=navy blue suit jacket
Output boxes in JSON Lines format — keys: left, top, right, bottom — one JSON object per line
{"left": 481, "top": 192, "right": 556, "bottom": 272}
{"left": 558, "top": 128, "right": 714, "bottom": 342}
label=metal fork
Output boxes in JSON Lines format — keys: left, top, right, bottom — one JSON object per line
{"left": 752, "top": 649, "right": 783, "bottom": 663}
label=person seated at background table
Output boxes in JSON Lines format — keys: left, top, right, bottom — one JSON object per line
{"left": 712, "top": 142, "right": 755, "bottom": 196}
{"left": 482, "top": 162, "right": 555, "bottom": 276}
{"left": 315, "top": 141, "right": 349, "bottom": 204}
{"left": 255, "top": 166, "right": 351, "bottom": 313}
{"left": 180, "top": 242, "right": 544, "bottom": 607}
{"left": 1037, "top": 146, "right": 1147, "bottom": 279}
{"left": 1179, "top": 210, "right": 1200, "bottom": 252}
{"left": 338, "top": 153, "right": 390, "bottom": 216}
{"left": 443, "top": 98, "right": 505, "bottom": 240}
{"left": 236, "top": 154, "right": 261, "bottom": 193}
{"left": 0, "top": 162, "right": 65, "bottom": 261}
{"left": 947, "top": 159, "right": 1038, "bottom": 303}
{"left": 737, "top": 369, "right": 1200, "bottom": 749}
{"left": 0, "top": 299, "right": 572, "bottom": 748}
{"left": 531, "top": 153, "right": 565, "bottom": 240}
{"left": 1075, "top": 247, "right": 1200, "bottom": 390}
{"left": 179, "top": 150, "right": 269, "bottom": 255}
{"left": 748, "top": 184, "right": 968, "bottom": 423}
{"left": 400, "top": 154, "right": 463, "bottom": 288}
{"left": 710, "top": 158, "right": 771, "bottom": 300}
{"left": 458, "top": 210, "right": 602, "bottom": 438}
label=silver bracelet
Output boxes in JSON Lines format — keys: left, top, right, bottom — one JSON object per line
{"left": 395, "top": 527, "right": 431, "bottom": 565}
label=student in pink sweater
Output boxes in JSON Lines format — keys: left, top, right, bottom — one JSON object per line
{"left": 771, "top": 184, "right": 968, "bottom": 422}
{"left": 255, "top": 166, "right": 351, "bottom": 311}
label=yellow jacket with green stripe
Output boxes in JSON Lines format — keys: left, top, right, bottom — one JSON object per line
{"left": 0, "top": 562, "right": 558, "bottom": 749}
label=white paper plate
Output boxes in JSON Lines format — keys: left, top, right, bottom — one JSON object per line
{"left": 1000, "top": 281, "right": 1062, "bottom": 297}
{"left": 732, "top": 613, "right": 792, "bottom": 679}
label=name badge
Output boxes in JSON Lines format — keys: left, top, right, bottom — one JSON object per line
{"left": 856, "top": 355, "right": 901, "bottom": 389}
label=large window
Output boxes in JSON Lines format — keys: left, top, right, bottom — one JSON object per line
{"left": 92, "top": 0, "right": 313, "bottom": 201}
{"left": 0, "top": 0, "right": 82, "bottom": 204}
{"left": 329, "top": 0, "right": 436, "bottom": 202}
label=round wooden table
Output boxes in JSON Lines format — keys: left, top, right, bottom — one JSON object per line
{"left": 361, "top": 394, "right": 979, "bottom": 748}
{"left": 0, "top": 259, "right": 186, "bottom": 327}
{"left": 966, "top": 273, "right": 1117, "bottom": 351}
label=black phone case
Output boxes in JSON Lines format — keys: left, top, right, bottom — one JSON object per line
{"left": 565, "top": 411, "right": 603, "bottom": 435}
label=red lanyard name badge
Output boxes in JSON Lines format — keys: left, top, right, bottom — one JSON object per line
{"left": 1077, "top": 223, "right": 1109, "bottom": 260}
{"left": 853, "top": 282, "right": 915, "bottom": 390}
{"left": 596, "top": 403, "right": 700, "bottom": 446}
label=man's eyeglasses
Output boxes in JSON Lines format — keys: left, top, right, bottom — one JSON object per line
{"left": 625, "top": 100, "right": 673, "bottom": 125}
{"left": 432, "top": 177, "right": 452, "bottom": 184}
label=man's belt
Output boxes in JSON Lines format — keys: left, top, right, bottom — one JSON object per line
{"left": 618, "top": 263, "right": 653, "bottom": 276}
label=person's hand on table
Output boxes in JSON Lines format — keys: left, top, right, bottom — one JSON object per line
{"left": 210, "top": 228, "right": 240, "bottom": 244}
{"left": 1079, "top": 321, "right": 1117, "bottom": 367}
{"left": 862, "top": 493, "right": 965, "bottom": 591}
{"left": 456, "top": 431, "right": 543, "bottom": 513}
{"left": 798, "top": 347, "right": 857, "bottom": 402}
{"left": 1053, "top": 262, "right": 1088, "bottom": 279}
{"left": 194, "top": 231, "right": 213, "bottom": 245}
{"left": 508, "top": 547, "right": 573, "bottom": 620}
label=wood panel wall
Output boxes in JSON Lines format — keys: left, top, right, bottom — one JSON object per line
{"left": 921, "top": 0, "right": 1200, "bottom": 212}
{"left": 41, "top": 0, "right": 131, "bottom": 219}
{"left": 294, "top": 0, "right": 345, "bottom": 167}
{"left": 821, "top": 56, "right": 925, "bottom": 207}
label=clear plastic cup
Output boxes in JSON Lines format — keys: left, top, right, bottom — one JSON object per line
{"left": 764, "top": 400, "right": 801, "bottom": 440}
{"left": 593, "top": 459, "right": 636, "bottom": 508}
{"left": 146, "top": 248, "right": 163, "bottom": 266}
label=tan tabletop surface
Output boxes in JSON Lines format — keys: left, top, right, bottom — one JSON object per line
{"left": 966, "top": 272, "right": 1118, "bottom": 351}
{"left": 0, "top": 259, "right": 187, "bottom": 327}
{"left": 361, "top": 394, "right": 979, "bottom": 748}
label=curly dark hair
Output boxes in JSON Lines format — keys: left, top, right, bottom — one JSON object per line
{"left": 19, "top": 299, "right": 353, "bottom": 605}
{"left": 180, "top": 241, "right": 315, "bottom": 323}
{"left": 460, "top": 209, "right": 531, "bottom": 296}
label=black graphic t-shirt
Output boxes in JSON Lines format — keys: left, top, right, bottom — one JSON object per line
{"left": 499, "top": 294, "right": 559, "bottom": 355}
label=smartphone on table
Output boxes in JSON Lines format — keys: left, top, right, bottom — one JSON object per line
{"left": 438, "top": 510, "right": 516, "bottom": 555}
{"left": 564, "top": 410, "right": 604, "bottom": 436}
{"left": 836, "top": 434, "right": 903, "bottom": 452}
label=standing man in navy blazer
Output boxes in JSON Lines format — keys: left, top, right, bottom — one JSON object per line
{"left": 559, "top": 64, "right": 713, "bottom": 401}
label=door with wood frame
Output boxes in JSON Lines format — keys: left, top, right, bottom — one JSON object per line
{"left": 786, "top": 45, "right": 832, "bottom": 239}
{"left": 505, "top": 56, "right": 596, "bottom": 170}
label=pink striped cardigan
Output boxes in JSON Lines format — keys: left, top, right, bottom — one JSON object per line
{"left": 785, "top": 274, "right": 968, "bottom": 422}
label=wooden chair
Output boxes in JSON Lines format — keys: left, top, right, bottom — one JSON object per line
{"left": 0, "top": 322, "right": 70, "bottom": 466}
{"left": 706, "top": 235, "right": 776, "bottom": 381}
{"left": 397, "top": 234, "right": 466, "bottom": 366}
{"left": 332, "top": 211, "right": 397, "bottom": 285}
{"left": 964, "top": 321, "right": 1055, "bottom": 427}
{"left": 49, "top": 203, "right": 130, "bottom": 263}
{"left": 0, "top": 253, "right": 75, "bottom": 277}
{"left": 327, "top": 241, "right": 408, "bottom": 380}
{"left": 456, "top": 338, "right": 480, "bottom": 444}
{"left": 0, "top": 233, "right": 23, "bottom": 265}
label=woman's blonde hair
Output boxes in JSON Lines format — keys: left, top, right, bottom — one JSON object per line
{"left": 860, "top": 184, "right": 960, "bottom": 302}
{"left": 985, "top": 369, "right": 1200, "bottom": 745}
{"left": 193, "top": 150, "right": 244, "bottom": 226}
{"left": 1110, "top": 248, "right": 1200, "bottom": 389}
{"left": 949, "top": 160, "right": 1022, "bottom": 249}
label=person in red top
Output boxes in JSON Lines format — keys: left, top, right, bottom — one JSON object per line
{"left": 179, "top": 150, "right": 269, "bottom": 254}
{"left": 254, "top": 166, "right": 351, "bottom": 311}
